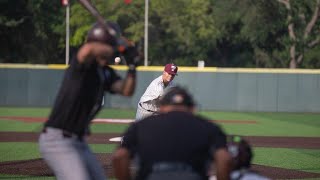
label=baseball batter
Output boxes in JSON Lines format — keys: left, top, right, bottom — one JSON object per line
{"left": 135, "top": 63, "right": 178, "bottom": 120}
{"left": 38, "top": 22, "right": 138, "bottom": 180}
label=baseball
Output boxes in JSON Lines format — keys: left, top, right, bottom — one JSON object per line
{"left": 115, "top": 57, "right": 121, "bottom": 64}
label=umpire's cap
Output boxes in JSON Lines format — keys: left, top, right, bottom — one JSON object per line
{"left": 159, "top": 87, "right": 195, "bottom": 107}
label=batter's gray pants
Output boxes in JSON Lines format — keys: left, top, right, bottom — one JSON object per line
{"left": 135, "top": 104, "right": 154, "bottom": 121}
{"left": 38, "top": 127, "right": 107, "bottom": 180}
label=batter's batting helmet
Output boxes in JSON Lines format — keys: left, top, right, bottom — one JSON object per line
{"left": 86, "top": 21, "right": 121, "bottom": 47}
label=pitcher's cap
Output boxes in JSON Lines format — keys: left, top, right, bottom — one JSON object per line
{"left": 164, "top": 63, "right": 178, "bottom": 75}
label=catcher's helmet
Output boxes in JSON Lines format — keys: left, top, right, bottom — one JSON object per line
{"left": 86, "top": 21, "right": 121, "bottom": 47}
{"left": 227, "top": 136, "right": 253, "bottom": 170}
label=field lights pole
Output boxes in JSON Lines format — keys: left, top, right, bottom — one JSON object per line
{"left": 66, "top": 3, "right": 70, "bottom": 65}
{"left": 144, "top": 0, "right": 149, "bottom": 66}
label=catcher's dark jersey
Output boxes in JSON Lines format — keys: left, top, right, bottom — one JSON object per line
{"left": 121, "top": 111, "right": 227, "bottom": 180}
{"left": 45, "top": 57, "right": 121, "bottom": 136}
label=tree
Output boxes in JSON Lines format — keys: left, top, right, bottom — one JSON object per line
{"left": 212, "top": 0, "right": 289, "bottom": 68}
{"left": 1, "top": 0, "right": 319, "bottom": 68}
{"left": 212, "top": 0, "right": 320, "bottom": 68}
{"left": 0, "top": 0, "right": 32, "bottom": 63}
{"left": 277, "top": 0, "right": 320, "bottom": 68}
{"left": 0, "top": 0, "right": 64, "bottom": 63}
{"left": 27, "top": 0, "right": 65, "bottom": 63}
{"left": 150, "top": 0, "right": 219, "bottom": 66}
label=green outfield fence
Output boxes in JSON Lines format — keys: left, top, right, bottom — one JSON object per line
{"left": 0, "top": 64, "right": 320, "bottom": 113}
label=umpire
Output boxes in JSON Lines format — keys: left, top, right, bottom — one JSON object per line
{"left": 112, "top": 87, "right": 231, "bottom": 180}
{"left": 39, "top": 22, "right": 138, "bottom": 180}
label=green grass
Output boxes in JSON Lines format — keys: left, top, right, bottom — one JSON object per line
{"left": 0, "top": 107, "right": 51, "bottom": 117}
{"left": 0, "top": 142, "right": 41, "bottom": 162}
{"left": 0, "top": 107, "right": 132, "bottom": 133}
{"left": 96, "top": 108, "right": 136, "bottom": 119}
{"left": 0, "top": 120, "right": 43, "bottom": 132}
{"left": 0, "top": 174, "right": 55, "bottom": 180}
{"left": 0, "top": 107, "right": 135, "bottom": 119}
{"left": 253, "top": 147, "right": 320, "bottom": 174}
{"left": 0, "top": 175, "right": 115, "bottom": 180}
{"left": 91, "top": 123, "right": 129, "bottom": 133}
{"left": 1, "top": 107, "right": 320, "bottom": 137}
{"left": 1, "top": 107, "right": 320, "bottom": 179}
{"left": 89, "top": 143, "right": 118, "bottom": 153}
{"left": 0, "top": 141, "right": 118, "bottom": 179}
{"left": 0, "top": 142, "right": 117, "bottom": 162}
{"left": 0, "top": 119, "right": 129, "bottom": 133}
{"left": 200, "top": 111, "right": 320, "bottom": 137}
{"left": 220, "top": 121, "right": 320, "bottom": 137}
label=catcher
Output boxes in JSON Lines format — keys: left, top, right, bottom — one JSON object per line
{"left": 227, "top": 136, "right": 270, "bottom": 180}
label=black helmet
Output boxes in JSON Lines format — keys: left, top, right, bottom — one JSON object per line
{"left": 86, "top": 21, "right": 121, "bottom": 47}
{"left": 227, "top": 136, "right": 253, "bottom": 170}
{"left": 159, "top": 86, "right": 195, "bottom": 107}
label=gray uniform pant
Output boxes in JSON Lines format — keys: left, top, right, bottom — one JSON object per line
{"left": 135, "top": 103, "right": 155, "bottom": 121}
{"left": 38, "top": 127, "right": 107, "bottom": 180}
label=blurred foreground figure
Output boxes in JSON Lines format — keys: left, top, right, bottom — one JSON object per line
{"left": 113, "top": 87, "right": 231, "bottom": 180}
{"left": 39, "top": 22, "right": 138, "bottom": 180}
{"left": 228, "top": 136, "right": 270, "bottom": 180}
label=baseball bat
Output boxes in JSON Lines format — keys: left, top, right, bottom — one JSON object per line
{"left": 77, "top": 0, "right": 117, "bottom": 36}
{"left": 77, "top": 0, "right": 142, "bottom": 65}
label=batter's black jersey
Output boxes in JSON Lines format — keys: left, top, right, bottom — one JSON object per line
{"left": 45, "top": 57, "right": 121, "bottom": 136}
{"left": 121, "top": 111, "right": 227, "bottom": 180}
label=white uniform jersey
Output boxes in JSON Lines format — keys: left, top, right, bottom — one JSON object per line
{"left": 135, "top": 75, "right": 174, "bottom": 120}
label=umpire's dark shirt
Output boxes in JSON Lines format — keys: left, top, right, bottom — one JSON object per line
{"left": 45, "top": 57, "right": 121, "bottom": 136}
{"left": 121, "top": 111, "right": 227, "bottom": 180}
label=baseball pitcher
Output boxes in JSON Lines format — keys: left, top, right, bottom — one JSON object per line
{"left": 135, "top": 63, "right": 178, "bottom": 120}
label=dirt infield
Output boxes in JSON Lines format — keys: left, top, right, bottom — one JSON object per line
{"left": 0, "top": 153, "right": 320, "bottom": 179}
{"left": 1, "top": 132, "right": 320, "bottom": 149}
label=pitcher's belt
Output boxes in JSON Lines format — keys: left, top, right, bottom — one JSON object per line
{"left": 139, "top": 103, "right": 156, "bottom": 113}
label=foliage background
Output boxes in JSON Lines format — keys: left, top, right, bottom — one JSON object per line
{"left": 0, "top": 0, "right": 319, "bottom": 68}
